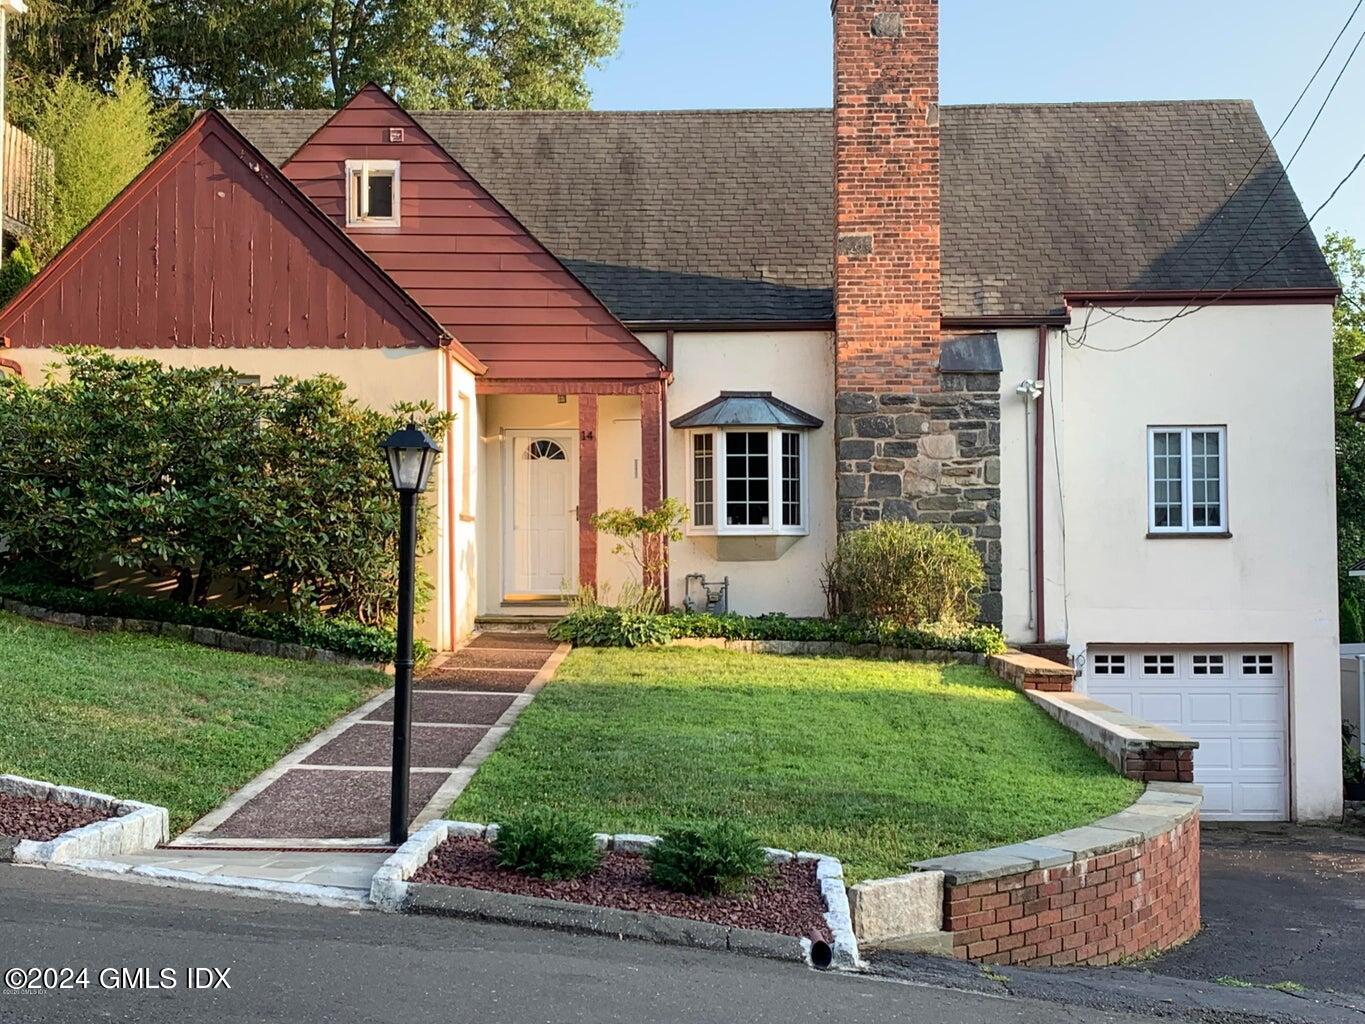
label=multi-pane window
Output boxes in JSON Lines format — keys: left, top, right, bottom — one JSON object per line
{"left": 1142, "top": 653, "right": 1176, "bottom": 675}
{"left": 692, "top": 433, "right": 714, "bottom": 528}
{"left": 685, "top": 428, "right": 808, "bottom": 536}
{"left": 1192, "top": 653, "right": 1225, "bottom": 676}
{"left": 1092, "top": 653, "right": 1126, "bottom": 676}
{"left": 1148, "top": 426, "right": 1227, "bottom": 534}
{"left": 1241, "top": 653, "right": 1275, "bottom": 675}
{"left": 725, "top": 431, "right": 770, "bottom": 526}
{"left": 781, "top": 431, "right": 802, "bottom": 528}
{"left": 345, "top": 159, "right": 400, "bottom": 226}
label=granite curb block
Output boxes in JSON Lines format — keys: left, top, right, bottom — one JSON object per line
{"left": 54, "top": 858, "right": 372, "bottom": 909}
{"left": 370, "top": 819, "right": 864, "bottom": 971}
{"left": 0, "top": 597, "right": 393, "bottom": 674}
{"left": 907, "top": 782, "right": 1203, "bottom": 886}
{"left": 1, "top": 774, "right": 168, "bottom": 865}
{"left": 665, "top": 637, "right": 988, "bottom": 665}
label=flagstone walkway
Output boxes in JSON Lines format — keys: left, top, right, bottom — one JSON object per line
{"left": 170, "top": 632, "right": 565, "bottom": 848}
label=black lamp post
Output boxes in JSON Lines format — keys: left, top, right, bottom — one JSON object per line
{"left": 380, "top": 421, "right": 441, "bottom": 846}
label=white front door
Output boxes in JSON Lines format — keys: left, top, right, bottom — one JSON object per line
{"left": 1086, "top": 645, "right": 1289, "bottom": 821}
{"left": 505, "top": 433, "right": 576, "bottom": 598}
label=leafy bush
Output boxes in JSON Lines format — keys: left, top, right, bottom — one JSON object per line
{"left": 646, "top": 822, "right": 768, "bottom": 896}
{"left": 825, "top": 521, "right": 985, "bottom": 626}
{"left": 1346, "top": 722, "right": 1365, "bottom": 786}
{"left": 0, "top": 240, "right": 39, "bottom": 307}
{"left": 590, "top": 498, "right": 688, "bottom": 599}
{"left": 1344, "top": 595, "right": 1364, "bottom": 645}
{"left": 0, "top": 349, "right": 451, "bottom": 626}
{"left": 492, "top": 809, "right": 602, "bottom": 880}
{"left": 0, "top": 576, "right": 425, "bottom": 664}
{"left": 548, "top": 608, "right": 1006, "bottom": 654}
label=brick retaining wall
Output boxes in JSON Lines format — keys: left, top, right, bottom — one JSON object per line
{"left": 941, "top": 812, "right": 1200, "bottom": 966}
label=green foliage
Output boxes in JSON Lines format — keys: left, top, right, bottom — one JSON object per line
{"left": 12, "top": 0, "right": 624, "bottom": 114}
{"left": 0, "top": 577, "right": 426, "bottom": 663}
{"left": 492, "top": 808, "right": 602, "bottom": 880}
{"left": 645, "top": 822, "right": 768, "bottom": 896}
{"left": 0, "top": 349, "right": 451, "bottom": 628}
{"left": 548, "top": 608, "right": 1007, "bottom": 654}
{"left": 1343, "top": 595, "right": 1364, "bottom": 645}
{"left": 0, "top": 240, "right": 40, "bottom": 307}
{"left": 825, "top": 521, "right": 986, "bottom": 626}
{"left": 1329, "top": 233, "right": 1365, "bottom": 613}
{"left": 1345, "top": 722, "right": 1365, "bottom": 786}
{"left": 26, "top": 65, "right": 162, "bottom": 262}
{"left": 590, "top": 498, "right": 688, "bottom": 604}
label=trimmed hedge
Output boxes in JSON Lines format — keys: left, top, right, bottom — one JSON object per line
{"left": 0, "top": 578, "right": 423, "bottom": 664}
{"left": 548, "top": 608, "right": 1006, "bottom": 654}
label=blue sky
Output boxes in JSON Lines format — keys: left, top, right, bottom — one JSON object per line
{"left": 586, "top": 1, "right": 1365, "bottom": 243}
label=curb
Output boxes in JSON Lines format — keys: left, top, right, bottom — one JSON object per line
{"left": 369, "top": 819, "right": 864, "bottom": 971}
{"left": 49, "top": 858, "right": 372, "bottom": 909}
{"left": 1, "top": 774, "right": 168, "bottom": 865}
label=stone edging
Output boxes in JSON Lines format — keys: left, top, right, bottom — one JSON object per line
{"left": 667, "top": 636, "right": 988, "bottom": 665}
{"left": 0, "top": 597, "right": 392, "bottom": 673}
{"left": 1, "top": 774, "right": 168, "bottom": 864}
{"left": 848, "top": 783, "right": 1202, "bottom": 965}
{"left": 371, "top": 820, "right": 862, "bottom": 971}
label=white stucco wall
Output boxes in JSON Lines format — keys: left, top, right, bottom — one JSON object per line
{"left": 998, "top": 304, "right": 1341, "bottom": 819}
{"left": 652, "top": 330, "right": 838, "bottom": 617}
{"left": 9, "top": 346, "right": 470, "bottom": 648}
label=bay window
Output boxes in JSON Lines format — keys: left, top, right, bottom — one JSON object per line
{"left": 672, "top": 391, "right": 822, "bottom": 538}
{"left": 686, "top": 427, "right": 808, "bottom": 535}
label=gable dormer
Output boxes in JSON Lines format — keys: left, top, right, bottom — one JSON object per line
{"left": 282, "top": 85, "right": 665, "bottom": 383}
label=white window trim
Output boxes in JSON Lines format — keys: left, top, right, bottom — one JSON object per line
{"left": 683, "top": 427, "right": 809, "bottom": 538}
{"left": 345, "top": 159, "right": 400, "bottom": 227}
{"left": 1146, "top": 425, "right": 1228, "bottom": 535}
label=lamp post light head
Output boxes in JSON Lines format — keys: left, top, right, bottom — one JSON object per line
{"left": 380, "top": 421, "right": 440, "bottom": 494}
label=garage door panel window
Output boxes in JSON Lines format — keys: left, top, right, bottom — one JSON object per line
{"left": 1192, "top": 653, "right": 1225, "bottom": 676}
{"left": 1092, "top": 652, "right": 1127, "bottom": 676}
{"left": 1148, "top": 426, "right": 1227, "bottom": 534}
{"left": 1241, "top": 653, "right": 1275, "bottom": 676}
{"left": 1142, "top": 653, "right": 1176, "bottom": 675}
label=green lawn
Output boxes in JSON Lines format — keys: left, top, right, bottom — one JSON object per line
{"left": 451, "top": 647, "right": 1141, "bottom": 883}
{"left": 0, "top": 611, "right": 387, "bottom": 832}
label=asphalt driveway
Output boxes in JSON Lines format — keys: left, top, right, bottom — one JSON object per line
{"left": 1149, "top": 822, "right": 1365, "bottom": 996}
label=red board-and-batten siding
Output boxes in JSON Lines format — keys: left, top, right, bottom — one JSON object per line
{"left": 281, "top": 86, "right": 663, "bottom": 382}
{"left": 0, "top": 112, "right": 461, "bottom": 356}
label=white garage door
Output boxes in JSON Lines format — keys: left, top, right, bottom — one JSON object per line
{"left": 1085, "top": 645, "right": 1288, "bottom": 821}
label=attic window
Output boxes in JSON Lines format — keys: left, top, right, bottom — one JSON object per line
{"left": 345, "top": 159, "right": 399, "bottom": 227}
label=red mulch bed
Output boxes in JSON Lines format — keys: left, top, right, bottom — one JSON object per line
{"left": 411, "top": 837, "right": 830, "bottom": 938}
{"left": 0, "top": 792, "right": 112, "bottom": 841}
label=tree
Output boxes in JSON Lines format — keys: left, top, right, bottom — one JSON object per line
{"left": 0, "top": 240, "right": 39, "bottom": 306}
{"left": 1328, "top": 232, "right": 1365, "bottom": 616}
{"left": 12, "top": 0, "right": 624, "bottom": 113}
{"left": 26, "top": 65, "right": 162, "bottom": 262}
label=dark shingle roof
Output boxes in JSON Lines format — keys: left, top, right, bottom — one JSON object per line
{"left": 226, "top": 101, "right": 1336, "bottom": 324}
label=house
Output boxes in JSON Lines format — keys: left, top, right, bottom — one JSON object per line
{"left": 0, "top": 0, "right": 1342, "bottom": 822}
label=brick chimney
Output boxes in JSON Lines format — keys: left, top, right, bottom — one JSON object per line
{"left": 833, "top": 0, "right": 1003, "bottom": 624}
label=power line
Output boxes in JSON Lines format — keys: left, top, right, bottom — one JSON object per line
{"left": 1076, "top": 147, "right": 1365, "bottom": 353}
{"left": 1084, "top": 0, "right": 1364, "bottom": 333}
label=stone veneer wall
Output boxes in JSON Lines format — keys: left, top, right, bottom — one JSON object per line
{"left": 834, "top": 371, "right": 1003, "bottom": 624}
{"left": 942, "top": 812, "right": 1200, "bottom": 967}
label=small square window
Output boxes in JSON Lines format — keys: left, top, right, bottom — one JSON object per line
{"left": 1241, "top": 653, "right": 1274, "bottom": 675}
{"left": 1192, "top": 653, "right": 1225, "bottom": 676}
{"left": 1092, "top": 653, "right": 1126, "bottom": 676}
{"left": 346, "top": 160, "right": 400, "bottom": 226}
{"left": 1142, "top": 653, "right": 1175, "bottom": 676}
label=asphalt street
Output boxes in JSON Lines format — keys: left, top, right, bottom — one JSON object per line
{"left": 0, "top": 864, "right": 1167, "bottom": 1024}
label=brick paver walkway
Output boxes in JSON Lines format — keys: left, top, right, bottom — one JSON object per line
{"left": 172, "top": 633, "right": 562, "bottom": 846}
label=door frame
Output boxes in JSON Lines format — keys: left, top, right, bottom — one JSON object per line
{"left": 501, "top": 429, "right": 578, "bottom": 600}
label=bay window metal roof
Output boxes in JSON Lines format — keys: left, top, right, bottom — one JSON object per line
{"left": 669, "top": 391, "right": 823, "bottom": 430}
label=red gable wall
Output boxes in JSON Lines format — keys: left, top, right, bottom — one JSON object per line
{"left": 282, "top": 86, "right": 663, "bottom": 381}
{"left": 0, "top": 112, "right": 452, "bottom": 352}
